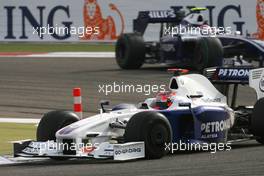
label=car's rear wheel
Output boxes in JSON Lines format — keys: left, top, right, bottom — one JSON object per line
{"left": 124, "top": 111, "right": 172, "bottom": 159}
{"left": 251, "top": 98, "right": 264, "bottom": 144}
{"left": 205, "top": 37, "right": 223, "bottom": 67}
{"left": 115, "top": 33, "right": 145, "bottom": 69}
{"left": 187, "top": 37, "right": 223, "bottom": 72}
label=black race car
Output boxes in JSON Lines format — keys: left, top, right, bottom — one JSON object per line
{"left": 115, "top": 7, "right": 264, "bottom": 71}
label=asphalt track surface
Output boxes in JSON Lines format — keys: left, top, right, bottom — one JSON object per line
{"left": 0, "top": 57, "right": 263, "bottom": 176}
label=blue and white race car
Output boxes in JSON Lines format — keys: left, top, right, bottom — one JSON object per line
{"left": 115, "top": 7, "right": 264, "bottom": 72}
{"left": 13, "top": 68, "right": 264, "bottom": 160}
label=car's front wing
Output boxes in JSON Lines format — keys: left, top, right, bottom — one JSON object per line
{"left": 13, "top": 140, "right": 145, "bottom": 161}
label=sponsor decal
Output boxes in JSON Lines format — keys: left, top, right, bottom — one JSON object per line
{"left": 114, "top": 147, "right": 142, "bottom": 155}
{"left": 217, "top": 68, "right": 250, "bottom": 81}
{"left": 259, "top": 75, "right": 264, "bottom": 92}
{"left": 81, "top": 146, "right": 96, "bottom": 154}
{"left": 0, "top": 1, "right": 262, "bottom": 41}
{"left": 23, "top": 147, "right": 40, "bottom": 154}
{"left": 201, "top": 98, "right": 222, "bottom": 103}
{"left": 148, "top": 10, "right": 176, "bottom": 18}
{"left": 200, "top": 119, "right": 230, "bottom": 139}
{"left": 252, "top": 0, "right": 264, "bottom": 40}
{"left": 201, "top": 119, "right": 230, "bottom": 133}
{"left": 113, "top": 142, "right": 144, "bottom": 160}
{"left": 80, "top": 0, "right": 124, "bottom": 40}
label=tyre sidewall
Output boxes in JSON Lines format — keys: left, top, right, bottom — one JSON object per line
{"left": 193, "top": 37, "right": 209, "bottom": 71}
{"left": 251, "top": 98, "right": 264, "bottom": 138}
{"left": 124, "top": 111, "right": 172, "bottom": 159}
{"left": 143, "top": 118, "right": 171, "bottom": 158}
{"left": 193, "top": 37, "right": 223, "bottom": 72}
{"left": 36, "top": 111, "right": 79, "bottom": 141}
{"left": 115, "top": 33, "right": 145, "bottom": 69}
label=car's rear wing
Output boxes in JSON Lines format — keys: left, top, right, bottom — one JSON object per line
{"left": 133, "top": 7, "right": 185, "bottom": 35}
{"left": 204, "top": 66, "right": 264, "bottom": 107}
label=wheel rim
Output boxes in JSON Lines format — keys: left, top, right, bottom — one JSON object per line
{"left": 149, "top": 124, "right": 168, "bottom": 146}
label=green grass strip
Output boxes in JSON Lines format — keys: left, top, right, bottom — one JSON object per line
{"left": 0, "top": 43, "right": 114, "bottom": 52}
{"left": 0, "top": 123, "right": 36, "bottom": 155}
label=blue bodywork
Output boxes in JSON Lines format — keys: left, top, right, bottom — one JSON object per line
{"left": 160, "top": 106, "right": 230, "bottom": 143}
{"left": 132, "top": 6, "right": 264, "bottom": 68}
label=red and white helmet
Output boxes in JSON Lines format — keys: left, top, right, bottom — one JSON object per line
{"left": 151, "top": 91, "right": 175, "bottom": 110}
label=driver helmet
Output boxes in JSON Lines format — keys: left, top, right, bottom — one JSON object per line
{"left": 152, "top": 91, "right": 175, "bottom": 110}
{"left": 183, "top": 13, "right": 205, "bottom": 26}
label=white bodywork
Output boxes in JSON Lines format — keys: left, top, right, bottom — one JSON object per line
{"left": 18, "top": 73, "right": 234, "bottom": 160}
{"left": 56, "top": 74, "right": 228, "bottom": 140}
{"left": 249, "top": 68, "right": 264, "bottom": 100}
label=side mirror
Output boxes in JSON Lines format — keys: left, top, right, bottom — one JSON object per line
{"left": 178, "top": 102, "right": 191, "bottom": 108}
{"left": 140, "top": 103, "right": 149, "bottom": 109}
{"left": 100, "top": 100, "right": 110, "bottom": 113}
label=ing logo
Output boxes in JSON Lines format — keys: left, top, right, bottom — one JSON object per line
{"left": 80, "top": 0, "right": 125, "bottom": 40}
{"left": 253, "top": 0, "right": 264, "bottom": 40}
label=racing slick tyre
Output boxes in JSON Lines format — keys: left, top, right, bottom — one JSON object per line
{"left": 204, "top": 37, "right": 223, "bottom": 67}
{"left": 192, "top": 37, "right": 223, "bottom": 72}
{"left": 124, "top": 111, "right": 172, "bottom": 159}
{"left": 37, "top": 111, "right": 79, "bottom": 141}
{"left": 115, "top": 33, "right": 145, "bottom": 69}
{"left": 204, "top": 37, "right": 225, "bottom": 94}
{"left": 251, "top": 98, "right": 264, "bottom": 144}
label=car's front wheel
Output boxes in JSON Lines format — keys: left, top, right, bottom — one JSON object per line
{"left": 251, "top": 98, "right": 264, "bottom": 144}
{"left": 37, "top": 110, "right": 79, "bottom": 141}
{"left": 124, "top": 111, "right": 172, "bottom": 159}
{"left": 36, "top": 111, "right": 79, "bottom": 160}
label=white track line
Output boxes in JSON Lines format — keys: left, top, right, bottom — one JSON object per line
{"left": 0, "top": 52, "right": 115, "bottom": 58}
{"left": 0, "top": 156, "right": 49, "bottom": 165}
{"left": 28, "top": 52, "right": 115, "bottom": 58}
{"left": 0, "top": 118, "right": 40, "bottom": 124}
